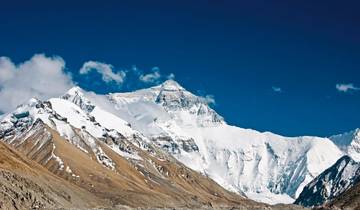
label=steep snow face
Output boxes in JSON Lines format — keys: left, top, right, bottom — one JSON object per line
{"left": 49, "top": 98, "right": 106, "bottom": 138}
{"left": 60, "top": 87, "right": 136, "bottom": 137}
{"left": 295, "top": 156, "right": 360, "bottom": 207}
{"left": 173, "top": 125, "right": 342, "bottom": 204}
{"left": 105, "top": 80, "right": 344, "bottom": 204}
{"left": 330, "top": 129, "right": 360, "bottom": 161}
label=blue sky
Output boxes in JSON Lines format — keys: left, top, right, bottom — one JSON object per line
{"left": 0, "top": 0, "right": 359, "bottom": 137}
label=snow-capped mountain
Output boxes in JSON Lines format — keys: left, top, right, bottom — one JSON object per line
{"left": 330, "top": 129, "right": 360, "bottom": 161}
{"left": 0, "top": 79, "right": 347, "bottom": 205}
{"left": 106, "top": 80, "right": 345, "bottom": 204}
{"left": 47, "top": 79, "right": 342, "bottom": 204}
{"left": 0, "top": 98, "right": 131, "bottom": 170}
{"left": 295, "top": 155, "right": 360, "bottom": 207}
{"left": 0, "top": 93, "right": 259, "bottom": 209}
{"left": 292, "top": 130, "right": 360, "bottom": 207}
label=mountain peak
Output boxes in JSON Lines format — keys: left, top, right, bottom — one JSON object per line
{"left": 330, "top": 128, "right": 360, "bottom": 161}
{"left": 354, "top": 128, "right": 360, "bottom": 135}
{"left": 62, "top": 86, "right": 95, "bottom": 112}
{"left": 160, "top": 80, "right": 185, "bottom": 91}
{"left": 66, "top": 86, "right": 85, "bottom": 96}
{"left": 295, "top": 155, "right": 360, "bottom": 207}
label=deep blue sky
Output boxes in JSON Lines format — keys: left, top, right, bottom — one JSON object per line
{"left": 1, "top": 0, "right": 359, "bottom": 137}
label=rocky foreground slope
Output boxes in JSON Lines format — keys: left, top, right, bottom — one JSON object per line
{"left": 324, "top": 181, "right": 360, "bottom": 209}
{"left": 0, "top": 141, "right": 106, "bottom": 209}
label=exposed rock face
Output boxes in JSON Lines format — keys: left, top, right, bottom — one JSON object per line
{"left": 325, "top": 181, "right": 360, "bottom": 209}
{"left": 295, "top": 155, "right": 360, "bottom": 207}
{"left": 154, "top": 80, "right": 223, "bottom": 124}
{"left": 61, "top": 86, "right": 95, "bottom": 112}
{"left": 151, "top": 136, "right": 199, "bottom": 154}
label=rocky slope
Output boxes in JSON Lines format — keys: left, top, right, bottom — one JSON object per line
{"left": 324, "top": 181, "right": 360, "bottom": 209}
{"left": 295, "top": 155, "right": 360, "bottom": 207}
{"left": 0, "top": 140, "right": 107, "bottom": 209}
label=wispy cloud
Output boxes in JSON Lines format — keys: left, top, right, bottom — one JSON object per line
{"left": 0, "top": 54, "right": 73, "bottom": 112}
{"left": 80, "top": 61, "right": 126, "bottom": 84}
{"left": 336, "top": 83, "right": 360, "bottom": 93}
{"left": 139, "top": 67, "right": 176, "bottom": 84}
{"left": 200, "top": 94, "right": 216, "bottom": 105}
{"left": 272, "top": 86, "right": 282, "bottom": 93}
{"left": 139, "top": 67, "right": 161, "bottom": 84}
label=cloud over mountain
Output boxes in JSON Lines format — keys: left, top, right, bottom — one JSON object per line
{"left": 139, "top": 67, "right": 161, "bottom": 83}
{"left": 0, "top": 54, "right": 73, "bottom": 112}
{"left": 139, "top": 67, "right": 175, "bottom": 84}
{"left": 80, "top": 61, "right": 126, "bottom": 84}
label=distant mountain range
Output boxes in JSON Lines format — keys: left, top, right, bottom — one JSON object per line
{"left": 0, "top": 79, "right": 359, "bottom": 209}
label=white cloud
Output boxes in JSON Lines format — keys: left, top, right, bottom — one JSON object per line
{"left": 272, "top": 86, "right": 282, "bottom": 93}
{"left": 139, "top": 67, "right": 176, "bottom": 84}
{"left": 0, "top": 55, "right": 179, "bottom": 112}
{"left": 336, "top": 83, "right": 360, "bottom": 93}
{"left": 0, "top": 54, "right": 74, "bottom": 112}
{"left": 139, "top": 67, "right": 161, "bottom": 83}
{"left": 200, "top": 94, "right": 216, "bottom": 105}
{"left": 80, "top": 61, "right": 126, "bottom": 84}
{"left": 0, "top": 57, "right": 15, "bottom": 83}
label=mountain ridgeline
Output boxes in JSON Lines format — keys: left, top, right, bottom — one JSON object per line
{"left": 0, "top": 79, "right": 359, "bottom": 209}
{"left": 295, "top": 155, "right": 360, "bottom": 207}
